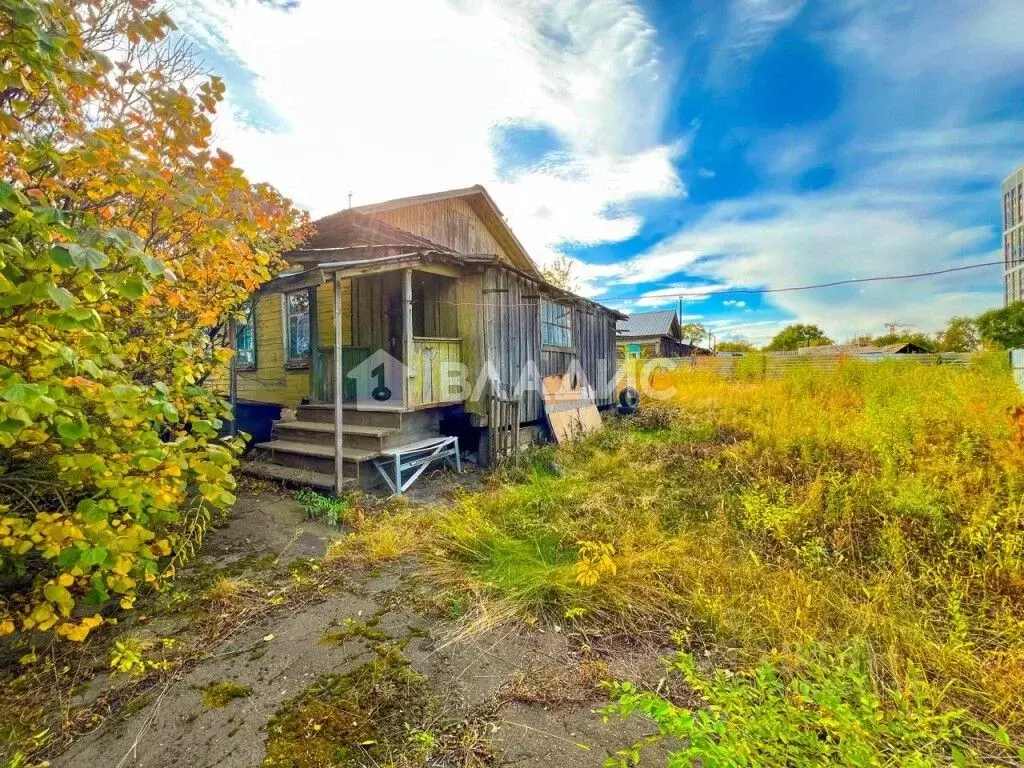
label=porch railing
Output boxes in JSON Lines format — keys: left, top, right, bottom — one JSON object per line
{"left": 408, "top": 337, "right": 463, "bottom": 408}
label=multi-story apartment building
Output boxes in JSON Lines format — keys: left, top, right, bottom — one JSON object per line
{"left": 1004, "top": 163, "right": 1024, "bottom": 304}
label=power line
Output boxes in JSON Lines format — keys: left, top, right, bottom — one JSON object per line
{"left": 596, "top": 259, "right": 1002, "bottom": 303}
{"left": 399, "top": 259, "right": 1003, "bottom": 309}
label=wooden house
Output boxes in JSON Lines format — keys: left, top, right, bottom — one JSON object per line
{"left": 616, "top": 310, "right": 709, "bottom": 358}
{"left": 224, "top": 185, "right": 624, "bottom": 491}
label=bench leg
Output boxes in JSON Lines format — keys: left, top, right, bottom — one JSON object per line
{"left": 373, "top": 458, "right": 398, "bottom": 494}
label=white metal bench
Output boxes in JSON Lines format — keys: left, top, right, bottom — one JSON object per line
{"left": 371, "top": 435, "right": 461, "bottom": 495}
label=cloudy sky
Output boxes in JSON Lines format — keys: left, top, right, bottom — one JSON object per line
{"left": 175, "top": 0, "right": 1024, "bottom": 344}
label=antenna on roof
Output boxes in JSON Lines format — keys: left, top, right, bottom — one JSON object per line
{"left": 884, "top": 322, "right": 913, "bottom": 334}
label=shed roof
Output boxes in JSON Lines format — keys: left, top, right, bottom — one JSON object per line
{"left": 617, "top": 310, "right": 678, "bottom": 338}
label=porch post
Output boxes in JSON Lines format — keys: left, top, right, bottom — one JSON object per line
{"left": 333, "top": 272, "right": 345, "bottom": 496}
{"left": 403, "top": 268, "right": 414, "bottom": 386}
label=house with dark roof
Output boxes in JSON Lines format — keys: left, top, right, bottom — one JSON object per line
{"left": 795, "top": 341, "right": 930, "bottom": 357}
{"left": 616, "top": 310, "right": 709, "bottom": 358}
{"left": 216, "top": 185, "right": 625, "bottom": 490}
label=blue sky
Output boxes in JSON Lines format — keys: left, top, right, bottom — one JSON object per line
{"left": 177, "top": 0, "right": 1024, "bottom": 344}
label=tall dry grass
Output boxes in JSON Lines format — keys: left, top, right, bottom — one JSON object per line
{"left": 417, "top": 354, "right": 1024, "bottom": 738}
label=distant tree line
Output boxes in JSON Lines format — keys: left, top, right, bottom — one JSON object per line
{"left": 722, "top": 302, "right": 1024, "bottom": 353}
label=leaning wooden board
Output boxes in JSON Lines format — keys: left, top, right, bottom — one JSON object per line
{"left": 541, "top": 374, "right": 603, "bottom": 444}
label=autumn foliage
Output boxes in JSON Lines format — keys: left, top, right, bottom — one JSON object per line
{"left": 0, "top": 0, "right": 309, "bottom": 640}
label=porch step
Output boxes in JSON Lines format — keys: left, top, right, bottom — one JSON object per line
{"left": 249, "top": 439, "right": 377, "bottom": 478}
{"left": 297, "top": 403, "right": 404, "bottom": 429}
{"left": 272, "top": 420, "right": 398, "bottom": 452}
{"left": 239, "top": 461, "right": 345, "bottom": 491}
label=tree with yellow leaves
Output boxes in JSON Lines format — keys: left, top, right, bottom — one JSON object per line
{"left": 0, "top": 0, "right": 309, "bottom": 641}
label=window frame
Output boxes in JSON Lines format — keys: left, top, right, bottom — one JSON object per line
{"left": 540, "top": 298, "right": 574, "bottom": 350}
{"left": 283, "top": 290, "right": 311, "bottom": 369}
{"left": 235, "top": 299, "right": 257, "bottom": 371}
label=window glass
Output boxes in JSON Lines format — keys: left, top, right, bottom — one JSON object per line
{"left": 236, "top": 300, "right": 256, "bottom": 369}
{"left": 285, "top": 291, "right": 310, "bottom": 363}
{"left": 541, "top": 300, "right": 573, "bottom": 348}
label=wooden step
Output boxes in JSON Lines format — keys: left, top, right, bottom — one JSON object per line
{"left": 240, "top": 461, "right": 346, "bottom": 491}
{"left": 272, "top": 420, "right": 395, "bottom": 452}
{"left": 250, "top": 439, "right": 378, "bottom": 477}
{"left": 297, "top": 403, "right": 404, "bottom": 429}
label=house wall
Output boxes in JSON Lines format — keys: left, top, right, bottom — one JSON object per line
{"left": 216, "top": 263, "right": 617, "bottom": 422}
{"left": 215, "top": 293, "right": 310, "bottom": 407}
{"left": 371, "top": 198, "right": 510, "bottom": 262}
{"left": 466, "top": 265, "right": 618, "bottom": 423}
{"left": 617, "top": 337, "right": 662, "bottom": 358}
{"left": 208, "top": 279, "right": 354, "bottom": 408}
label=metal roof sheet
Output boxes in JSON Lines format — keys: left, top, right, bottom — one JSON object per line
{"left": 616, "top": 310, "right": 677, "bottom": 337}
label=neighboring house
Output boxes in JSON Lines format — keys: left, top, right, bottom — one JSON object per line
{"left": 616, "top": 310, "right": 709, "bottom": 358}
{"left": 222, "top": 185, "right": 623, "bottom": 489}
{"left": 794, "top": 342, "right": 930, "bottom": 356}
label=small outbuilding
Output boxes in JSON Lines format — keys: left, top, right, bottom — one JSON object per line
{"left": 616, "top": 310, "right": 709, "bottom": 358}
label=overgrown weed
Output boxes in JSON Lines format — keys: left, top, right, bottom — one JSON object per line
{"left": 294, "top": 489, "right": 351, "bottom": 527}
{"left": 404, "top": 358, "right": 1024, "bottom": 753}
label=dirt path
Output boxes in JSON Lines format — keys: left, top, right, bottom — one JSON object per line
{"left": 51, "top": 485, "right": 668, "bottom": 767}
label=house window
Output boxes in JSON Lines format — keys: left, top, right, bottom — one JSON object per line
{"left": 541, "top": 300, "right": 573, "bottom": 348}
{"left": 235, "top": 300, "right": 256, "bottom": 370}
{"left": 284, "top": 290, "right": 310, "bottom": 366}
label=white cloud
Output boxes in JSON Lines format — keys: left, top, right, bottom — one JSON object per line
{"left": 706, "top": 318, "right": 790, "bottom": 345}
{"left": 827, "top": 0, "right": 1024, "bottom": 89}
{"left": 623, "top": 189, "right": 1001, "bottom": 339}
{"left": 177, "top": 0, "right": 684, "bottom": 268}
{"left": 723, "top": 299, "right": 746, "bottom": 307}
{"left": 632, "top": 282, "right": 730, "bottom": 308}
{"left": 721, "top": 0, "right": 806, "bottom": 59}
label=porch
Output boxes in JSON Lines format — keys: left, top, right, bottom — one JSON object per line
{"left": 307, "top": 268, "right": 465, "bottom": 411}
{"left": 237, "top": 257, "right": 467, "bottom": 494}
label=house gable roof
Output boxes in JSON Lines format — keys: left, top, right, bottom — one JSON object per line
{"left": 617, "top": 310, "right": 679, "bottom": 339}
{"left": 306, "top": 185, "right": 541, "bottom": 278}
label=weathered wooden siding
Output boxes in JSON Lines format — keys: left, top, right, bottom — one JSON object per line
{"left": 315, "top": 278, "right": 352, "bottom": 349}
{"left": 457, "top": 269, "right": 486, "bottom": 415}
{"left": 472, "top": 265, "right": 618, "bottom": 424}
{"left": 372, "top": 198, "right": 510, "bottom": 261}
{"left": 350, "top": 272, "right": 403, "bottom": 355}
{"left": 408, "top": 338, "right": 463, "bottom": 408}
{"left": 571, "top": 302, "right": 618, "bottom": 409}
{"left": 412, "top": 272, "right": 458, "bottom": 337}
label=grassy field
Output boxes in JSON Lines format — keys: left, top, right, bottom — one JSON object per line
{"left": 7, "top": 356, "right": 1022, "bottom": 766}
{"left": 336, "top": 355, "right": 1024, "bottom": 765}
